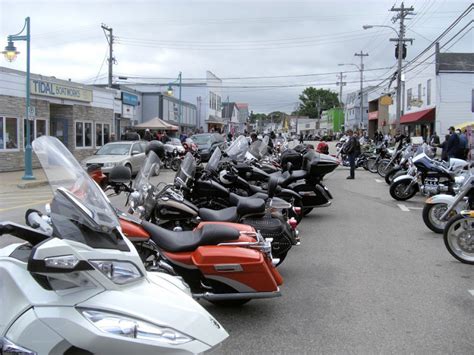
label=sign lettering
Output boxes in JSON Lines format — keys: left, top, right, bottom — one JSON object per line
{"left": 31, "top": 79, "right": 93, "bottom": 102}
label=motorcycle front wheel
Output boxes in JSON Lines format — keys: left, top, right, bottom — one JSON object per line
{"left": 443, "top": 214, "right": 474, "bottom": 264}
{"left": 367, "top": 157, "right": 378, "bottom": 173}
{"left": 171, "top": 158, "right": 181, "bottom": 171}
{"left": 422, "top": 203, "right": 452, "bottom": 234}
{"left": 377, "top": 159, "right": 391, "bottom": 177}
{"left": 389, "top": 179, "right": 417, "bottom": 201}
{"left": 385, "top": 168, "right": 403, "bottom": 185}
{"left": 302, "top": 207, "right": 313, "bottom": 216}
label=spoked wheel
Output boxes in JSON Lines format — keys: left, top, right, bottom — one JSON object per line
{"left": 389, "top": 179, "right": 417, "bottom": 201}
{"left": 367, "top": 157, "right": 378, "bottom": 173}
{"left": 164, "top": 159, "right": 171, "bottom": 169}
{"left": 385, "top": 168, "right": 404, "bottom": 185}
{"left": 443, "top": 214, "right": 474, "bottom": 264}
{"left": 422, "top": 203, "right": 454, "bottom": 234}
{"left": 377, "top": 159, "right": 391, "bottom": 177}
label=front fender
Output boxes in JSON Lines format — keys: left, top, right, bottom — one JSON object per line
{"left": 393, "top": 174, "right": 415, "bottom": 184}
{"left": 425, "top": 194, "right": 456, "bottom": 205}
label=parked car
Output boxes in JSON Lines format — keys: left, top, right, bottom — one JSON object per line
{"left": 82, "top": 141, "right": 147, "bottom": 175}
{"left": 190, "top": 133, "right": 226, "bottom": 161}
{"left": 164, "top": 137, "right": 185, "bottom": 154}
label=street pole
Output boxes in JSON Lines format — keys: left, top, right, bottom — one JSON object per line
{"left": 390, "top": 2, "right": 414, "bottom": 128}
{"left": 178, "top": 71, "right": 182, "bottom": 131}
{"left": 336, "top": 72, "right": 346, "bottom": 107}
{"left": 24, "top": 17, "right": 33, "bottom": 180}
{"left": 354, "top": 50, "right": 369, "bottom": 131}
{"left": 101, "top": 24, "right": 114, "bottom": 88}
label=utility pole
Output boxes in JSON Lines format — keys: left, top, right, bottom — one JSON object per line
{"left": 390, "top": 2, "right": 414, "bottom": 128}
{"left": 101, "top": 24, "right": 116, "bottom": 88}
{"left": 336, "top": 72, "right": 346, "bottom": 107}
{"left": 354, "top": 50, "right": 369, "bottom": 130}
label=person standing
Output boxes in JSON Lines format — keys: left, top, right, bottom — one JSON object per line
{"left": 299, "top": 132, "right": 304, "bottom": 144}
{"left": 430, "top": 131, "right": 440, "bottom": 156}
{"left": 144, "top": 129, "right": 152, "bottom": 142}
{"left": 446, "top": 126, "right": 460, "bottom": 160}
{"left": 457, "top": 129, "right": 468, "bottom": 159}
{"left": 343, "top": 129, "right": 358, "bottom": 180}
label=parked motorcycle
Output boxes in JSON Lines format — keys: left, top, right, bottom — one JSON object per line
{"left": 0, "top": 136, "right": 228, "bottom": 354}
{"left": 422, "top": 170, "right": 474, "bottom": 233}
{"left": 443, "top": 210, "right": 474, "bottom": 264}
{"left": 389, "top": 153, "right": 468, "bottom": 201}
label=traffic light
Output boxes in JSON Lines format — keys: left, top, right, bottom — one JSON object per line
{"left": 395, "top": 44, "right": 407, "bottom": 59}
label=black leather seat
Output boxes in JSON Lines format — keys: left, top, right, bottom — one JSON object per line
{"left": 199, "top": 206, "right": 239, "bottom": 222}
{"left": 141, "top": 221, "right": 240, "bottom": 252}
{"left": 237, "top": 198, "right": 265, "bottom": 216}
{"left": 280, "top": 170, "right": 307, "bottom": 187}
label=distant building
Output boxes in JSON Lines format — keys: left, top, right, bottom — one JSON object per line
{"left": 344, "top": 87, "right": 374, "bottom": 130}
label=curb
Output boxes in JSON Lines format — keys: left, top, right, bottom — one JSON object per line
{"left": 16, "top": 181, "right": 49, "bottom": 189}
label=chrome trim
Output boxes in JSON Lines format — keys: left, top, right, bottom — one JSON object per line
{"left": 193, "top": 289, "right": 281, "bottom": 301}
{"left": 214, "top": 264, "right": 243, "bottom": 272}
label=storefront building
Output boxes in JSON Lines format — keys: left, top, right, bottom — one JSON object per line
{"left": 0, "top": 67, "right": 114, "bottom": 172}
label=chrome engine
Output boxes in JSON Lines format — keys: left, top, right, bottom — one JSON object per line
{"left": 420, "top": 178, "right": 449, "bottom": 196}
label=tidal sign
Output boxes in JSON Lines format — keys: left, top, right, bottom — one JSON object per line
{"left": 31, "top": 79, "right": 93, "bottom": 102}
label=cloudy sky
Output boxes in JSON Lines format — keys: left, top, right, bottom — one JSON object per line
{"left": 1, "top": 0, "right": 472, "bottom": 113}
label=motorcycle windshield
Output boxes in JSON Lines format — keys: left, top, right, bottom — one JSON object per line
{"left": 175, "top": 152, "right": 196, "bottom": 189}
{"left": 249, "top": 136, "right": 269, "bottom": 160}
{"left": 206, "top": 147, "right": 222, "bottom": 173}
{"left": 32, "top": 136, "right": 119, "bottom": 235}
{"left": 133, "top": 151, "right": 160, "bottom": 191}
{"left": 225, "top": 135, "right": 249, "bottom": 161}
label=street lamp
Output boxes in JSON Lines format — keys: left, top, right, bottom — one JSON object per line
{"left": 3, "top": 17, "right": 35, "bottom": 180}
{"left": 167, "top": 72, "right": 182, "bottom": 131}
{"left": 363, "top": 24, "right": 406, "bottom": 128}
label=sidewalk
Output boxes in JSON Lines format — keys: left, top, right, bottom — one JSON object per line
{"left": 0, "top": 169, "right": 48, "bottom": 194}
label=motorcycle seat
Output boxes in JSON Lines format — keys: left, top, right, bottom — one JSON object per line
{"left": 141, "top": 221, "right": 240, "bottom": 252}
{"left": 199, "top": 206, "right": 239, "bottom": 222}
{"left": 229, "top": 193, "right": 266, "bottom": 215}
{"left": 250, "top": 192, "right": 269, "bottom": 200}
{"left": 280, "top": 170, "right": 306, "bottom": 187}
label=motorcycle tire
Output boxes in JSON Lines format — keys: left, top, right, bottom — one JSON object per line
{"left": 171, "top": 158, "right": 181, "bottom": 172}
{"left": 362, "top": 158, "right": 369, "bottom": 170}
{"left": 164, "top": 159, "right": 171, "bottom": 169}
{"left": 443, "top": 214, "right": 474, "bottom": 264}
{"left": 154, "top": 163, "right": 161, "bottom": 177}
{"left": 385, "top": 168, "right": 403, "bottom": 185}
{"left": 389, "top": 179, "right": 417, "bottom": 201}
{"left": 367, "top": 157, "right": 378, "bottom": 173}
{"left": 422, "top": 203, "right": 452, "bottom": 234}
{"left": 377, "top": 159, "right": 391, "bottom": 177}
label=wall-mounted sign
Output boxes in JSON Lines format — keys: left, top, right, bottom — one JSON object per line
{"left": 380, "top": 95, "right": 393, "bottom": 106}
{"left": 31, "top": 79, "right": 93, "bottom": 102}
{"left": 122, "top": 92, "right": 138, "bottom": 106}
{"left": 410, "top": 98, "right": 424, "bottom": 108}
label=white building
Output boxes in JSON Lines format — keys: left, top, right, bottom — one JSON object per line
{"left": 390, "top": 45, "right": 474, "bottom": 140}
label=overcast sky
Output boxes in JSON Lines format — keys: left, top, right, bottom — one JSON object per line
{"left": 1, "top": 0, "right": 472, "bottom": 113}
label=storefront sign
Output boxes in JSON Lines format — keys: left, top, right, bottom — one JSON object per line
{"left": 122, "top": 92, "right": 138, "bottom": 106}
{"left": 380, "top": 95, "right": 393, "bottom": 106}
{"left": 31, "top": 79, "right": 92, "bottom": 102}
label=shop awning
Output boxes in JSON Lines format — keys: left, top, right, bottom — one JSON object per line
{"left": 134, "top": 117, "right": 178, "bottom": 130}
{"left": 206, "top": 115, "right": 224, "bottom": 125}
{"left": 454, "top": 121, "right": 474, "bottom": 130}
{"left": 400, "top": 108, "right": 435, "bottom": 124}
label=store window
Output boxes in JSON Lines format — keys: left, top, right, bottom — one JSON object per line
{"left": 427, "top": 79, "right": 432, "bottom": 105}
{"left": 407, "top": 88, "right": 412, "bottom": 110}
{"left": 23, "top": 118, "right": 48, "bottom": 147}
{"left": 417, "top": 84, "right": 422, "bottom": 100}
{"left": 76, "top": 121, "right": 93, "bottom": 148}
{"left": 0, "top": 117, "right": 19, "bottom": 150}
{"left": 95, "top": 122, "right": 111, "bottom": 147}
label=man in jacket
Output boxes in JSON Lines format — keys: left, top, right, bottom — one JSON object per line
{"left": 446, "top": 126, "right": 460, "bottom": 159}
{"left": 343, "top": 129, "right": 357, "bottom": 179}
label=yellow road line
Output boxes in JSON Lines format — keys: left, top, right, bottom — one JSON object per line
{"left": 0, "top": 199, "right": 51, "bottom": 212}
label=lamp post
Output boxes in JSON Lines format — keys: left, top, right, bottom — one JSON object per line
{"left": 167, "top": 72, "right": 182, "bottom": 131}
{"left": 363, "top": 24, "right": 413, "bottom": 128}
{"left": 2, "top": 17, "right": 34, "bottom": 180}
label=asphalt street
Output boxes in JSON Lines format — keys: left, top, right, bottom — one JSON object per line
{"left": 1, "top": 164, "right": 473, "bottom": 353}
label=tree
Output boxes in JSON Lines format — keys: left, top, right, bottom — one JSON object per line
{"left": 294, "top": 87, "right": 340, "bottom": 118}
{"left": 248, "top": 111, "right": 267, "bottom": 123}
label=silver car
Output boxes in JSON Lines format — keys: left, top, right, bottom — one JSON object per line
{"left": 82, "top": 141, "right": 147, "bottom": 174}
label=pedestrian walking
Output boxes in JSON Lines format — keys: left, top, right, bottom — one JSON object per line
{"left": 299, "top": 132, "right": 304, "bottom": 144}
{"left": 144, "top": 129, "right": 152, "bottom": 142}
{"left": 430, "top": 132, "right": 440, "bottom": 156}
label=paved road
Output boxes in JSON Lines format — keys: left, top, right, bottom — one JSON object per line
{"left": 1, "top": 162, "right": 473, "bottom": 353}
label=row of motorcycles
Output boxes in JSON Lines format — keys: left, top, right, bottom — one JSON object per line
{"left": 342, "top": 138, "right": 474, "bottom": 266}
{"left": 0, "top": 135, "right": 339, "bottom": 354}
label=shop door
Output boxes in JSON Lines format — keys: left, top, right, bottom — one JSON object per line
{"left": 50, "top": 118, "right": 69, "bottom": 148}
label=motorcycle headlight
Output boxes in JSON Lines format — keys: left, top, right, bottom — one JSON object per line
{"left": 89, "top": 260, "right": 143, "bottom": 285}
{"left": 79, "top": 309, "right": 192, "bottom": 345}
